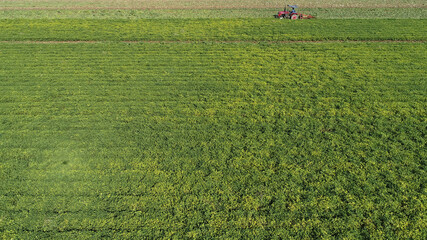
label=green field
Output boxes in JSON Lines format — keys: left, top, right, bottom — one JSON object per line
{"left": 1, "top": 1, "right": 426, "bottom": 239}
{"left": 1, "top": 8, "right": 426, "bottom": 19}
{"left": 1, "top": 0, "right": 426, "bottom": 19}
{"left": 1, "top": 19, "right": 426, "bottom": 41}
{"left": 1, "top": 0, "right": 425, "bottom": 8}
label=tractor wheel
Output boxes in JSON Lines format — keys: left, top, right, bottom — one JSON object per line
{"left": 291, "top": 15, "right": 299, "bottom": 20}
{"left": 279, "top": 15, "right": 284, "bottom": 19}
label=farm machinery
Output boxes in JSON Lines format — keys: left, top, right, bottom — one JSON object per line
{"left": 275, "top": 5, "right": 315, "bottom": 19}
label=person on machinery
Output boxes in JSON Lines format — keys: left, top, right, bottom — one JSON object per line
{"left": 288, "top": 5, "right": 298, "bottom": 14}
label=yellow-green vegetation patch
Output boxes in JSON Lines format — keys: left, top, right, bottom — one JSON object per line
{"left": 1, "top": 8, "right": 426, "bottom": 19}
{"left": 1, "top": 19, "right": 426, "bottom": 41}
{"left": 0, "top": 41, "right": 426, "bottom": 238}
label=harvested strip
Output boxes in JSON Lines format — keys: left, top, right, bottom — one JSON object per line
{"left": 0, "top": 0, "right": 425, "bottom": 10}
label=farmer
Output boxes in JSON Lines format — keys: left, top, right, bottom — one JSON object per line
{"left": 288, "top": 5, "right": 297, "bottom": 14}
{"left": 290, "top": 7, "right": 296, "bottom": 14}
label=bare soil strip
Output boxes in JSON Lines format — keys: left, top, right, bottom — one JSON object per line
{"left": 0, "top": 40, "right": 425, "bottom": 44}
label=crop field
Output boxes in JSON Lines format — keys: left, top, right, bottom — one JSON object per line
{"left": 1, "top": 0, "right": 426, "bottom": 9}
{"left": 1, "top": 19, "right": 426, "bottom": 42}
{"left": 1, "top": 0, "right": 426, "bottom": 19}
{"left": 1, "top": 1, "right": 426, "bottom": 239}
{"left": 1, "top": 8, "right": 427, "bottom": 19}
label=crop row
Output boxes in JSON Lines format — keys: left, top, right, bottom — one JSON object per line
{"left": 1, "top": 41, "right": 425, "bottom": 238}
{"left": 0, "top": 19, "right": 426, "bottom": 41}
{"left": 1, "top": 8, "right": 426, "bottom": 19}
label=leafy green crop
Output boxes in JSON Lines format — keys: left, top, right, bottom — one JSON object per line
{"left": 1, "top": 19, "right": 426, "bottom": 41}
{"left": 0, "top": 41, "right": 426, "bottom": 239}
{"left": 1, "top": 8, "right": 426, "bottom": 19}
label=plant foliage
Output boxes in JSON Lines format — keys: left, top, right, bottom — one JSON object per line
{"left": 0, "top": 19, "right": 426, "bottom": 41}
{"left": 0, "top": 17, "right": 427, "bottom": 239}
{"left": 0, "top": 40, "right": 425, "bottom": 238}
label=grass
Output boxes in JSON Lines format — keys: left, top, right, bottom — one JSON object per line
{"left": 1, "top": 19, "right": 426, "bottom": 41}
{"left": 1, "top": 0, "right": 426, "bottom": 8}
{"left": 1, "top": 8, "right": 426, "bottom": 19}
{"left": 0, "top": 0, "right": 426, "bottom": 239}
{"left": 1, "top": 40, "right": 426, "bottom": 238}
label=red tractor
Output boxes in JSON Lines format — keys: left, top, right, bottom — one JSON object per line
{"left": 275, "top": 5, "right": 315, "bottom": 19}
